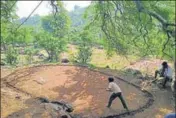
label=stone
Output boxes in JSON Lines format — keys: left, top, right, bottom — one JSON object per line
{"left": 33, "top": 77, "right": 46, "bottom": 85}
{"left": 15, "top": 94, "right": 21, "bottom": 100}
{"left": 61, "top": 58, "right": 69, "bottom": 63}
{"left": 38, "top": 97, "right": 49, "bottom": 103}
{"left": 105, "top": 65, "right": 110, "bottom": 68}
{"left": 125, "top": 68, "right": 142, "bottom": 75}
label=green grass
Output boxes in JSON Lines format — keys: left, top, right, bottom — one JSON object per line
{"left": 2, "top": 44, "right": 140, "bottom": 69}
{"left": 66, "top": 44, "right": 139, "bottom": 70}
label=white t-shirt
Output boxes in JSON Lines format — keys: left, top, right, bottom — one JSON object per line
{"left": 164, "top": 66, "right": 172, "bottom": 77}
{"left": 158, "top": 65, "right": 172, "bottom": 78}
{"left": 108, "top": 82, "right": 122, "bottom": 93}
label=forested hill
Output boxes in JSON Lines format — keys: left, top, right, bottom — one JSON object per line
{"left": 17, "top": 5, "right": 86, "bottom": 28}
{"left": 17, "top": 14, "right": 41, "bottom": 27}
{"left": 68, "top": 5, "right": 86, "bottom": 27}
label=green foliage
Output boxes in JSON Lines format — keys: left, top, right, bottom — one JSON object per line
{"left": 1, "top": 1, "right": 19, "bottom": 50}
{"left": 36, "top": 2, "right": 71, "bottom": 62}
{"left": 41, "top": 2, "right": 71, "bottom": 39}
{"left": 86, "top": 1, "right": 175, "bottom": 60}
{"left": 41, "top": 15, "right": 54, "bottom": 33}
{"left": 34, "top": 31, "right": 66, "bottom": 62}
{"left": 77, "top": 45, "right": 92, "bottom": 64}
{"left": 1, "top": 1, "right": 18, "bottom": 22}
{"left": 76, "top": 30, "right": 93, "bottom": 64}
{"left": 5, "top": 46, "right": 18, "bottom": 65}
{"left": 25, "top": 48, "right": 39, "bottom": 64}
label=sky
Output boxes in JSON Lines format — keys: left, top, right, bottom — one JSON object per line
{"left": 16, "top": 1, "right": 91, "bottom": 18}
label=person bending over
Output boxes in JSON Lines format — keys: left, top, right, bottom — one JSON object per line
{"left": 155, "top": 61, "right": 172, "bottom": 88}
{"left": 106, "top": 77, "right": 129, "bottom": 111}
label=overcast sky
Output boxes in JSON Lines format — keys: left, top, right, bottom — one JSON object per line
{"left": 16, "top": 1, "right": 91, "bottom": 18}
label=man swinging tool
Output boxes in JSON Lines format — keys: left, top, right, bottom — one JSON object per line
{"left": 106, "top": 77, "right": 129, "bottom": 112}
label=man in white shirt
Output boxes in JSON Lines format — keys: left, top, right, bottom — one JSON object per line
{"left": 171, "top": 62, "right": 176, "bottom": 96}
{"left": 106, "top": 77, "right": 129, "bottom": 111}
{"left": 155, "top": 61, "right": 173, "bottom": 88}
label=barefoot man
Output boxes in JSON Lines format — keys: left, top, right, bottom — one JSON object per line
{"left": 106, "top": 77, "right": 129, "bottom": 111}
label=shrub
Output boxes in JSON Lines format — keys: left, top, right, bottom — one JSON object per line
{"left": 77, "top": 43, "right": 92, "bottom": 64}
{"left": 6, "top": 46, "right": 18, "bottom": 65}
{"left": 76, "top": 30, "right": 92, "bottom": 64}
{"left": 25, "top": 48, "right": 39, "bottom": 64}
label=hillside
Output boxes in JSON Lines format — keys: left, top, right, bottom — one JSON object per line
{"left": 16, "top": 6, "right": 86, "bottom": 28}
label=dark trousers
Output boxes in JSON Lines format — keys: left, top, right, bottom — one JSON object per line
{"left": 107, "top": 92, "right": 128, "bottom": 109}
{"left": 155, "top": 70, "right": 171, "bottom": 88}
{"left": 163, "top": 76, "right": 170, "bottom": 88}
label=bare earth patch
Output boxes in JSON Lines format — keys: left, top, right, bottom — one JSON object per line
{"left": 3, "top": 65, "right": 148, "bottom": 117}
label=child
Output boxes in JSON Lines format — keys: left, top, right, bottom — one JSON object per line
{"left": 106, "top": 77, "right": 129, "bottom": 111}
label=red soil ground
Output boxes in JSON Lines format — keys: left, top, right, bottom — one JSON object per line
{"left": 3, "top": 65, "right": 148, "bottom": 117}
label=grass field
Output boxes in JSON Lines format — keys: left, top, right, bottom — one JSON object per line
{"left": 1, "top": 44, "right": 140, "bottom": 70}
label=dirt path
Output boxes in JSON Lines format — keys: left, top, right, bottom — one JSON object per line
{"left": 98, "top": 68, "right": 175, "bottom": 118}
{"left": 2, "top": 65, "right": 151, "bottom": 118}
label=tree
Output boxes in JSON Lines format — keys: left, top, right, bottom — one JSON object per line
{"left": 44, "top": 1, "right": 71, "bottom": 38}
{"left": 34, "top": 30, "right": 66, "bottom": 62}
{"left": 35, "top": 1, "right": 71, "bottom": 62}
{"left": 1, "top": 0, "right": 18, "bottom": 50}
{"left": 1, "top": 0, "right": 18, "bottom": 22}
{"left": 7, "top": 26, "right": 33, "bottom": 47}
{"left": 76, "top": 30, "right": 93, "bottom": 64}
{"left": 5, "top": 45, "right": 18, "bottom": 65}
{"left": 86, "top": 1, "right": 175, "bottom": 60}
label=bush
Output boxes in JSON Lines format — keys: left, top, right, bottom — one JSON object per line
{"left": 25, "top": 48, "right": 39, "bottom": 64}
{"left": 6, "top": 46, "right": 18, "bottom": 65}
{"left": 77, "top": 44, "right": 92, "bottom": 64}
{"left": 76, "top": 30, "right": 92, "bottom": 64}
{"left": 35, "top": 31, "right": 66, "bottom": 62}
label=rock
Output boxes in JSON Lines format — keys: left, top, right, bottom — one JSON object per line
{"left": 34, "top": 77, "right": 46, "bottom": 85}
{"left": 125, "top": 68, "right": 142, "bottom": 75}
{"left": 15, "top": 95, "right": 21, "bottom": 99}
{"left": 61, "top": 58, "right": 69, "bottom": 63}
{"left": 132, "top": 70, "right": 142, "bottom": 75}
{"left": 105, "top": 65, "right": 110, "bottom": 68}
{"left": 38, "top": 97, "right": 50, "bottom": 103}
{"left": 7, "top": 97, "right": 74, "bottom": 118}
{"left": 51, "top": 101, "right": 74, "bottom": 113}
{"left": 137, "top": 76, "right": 144, "bottom": 80}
